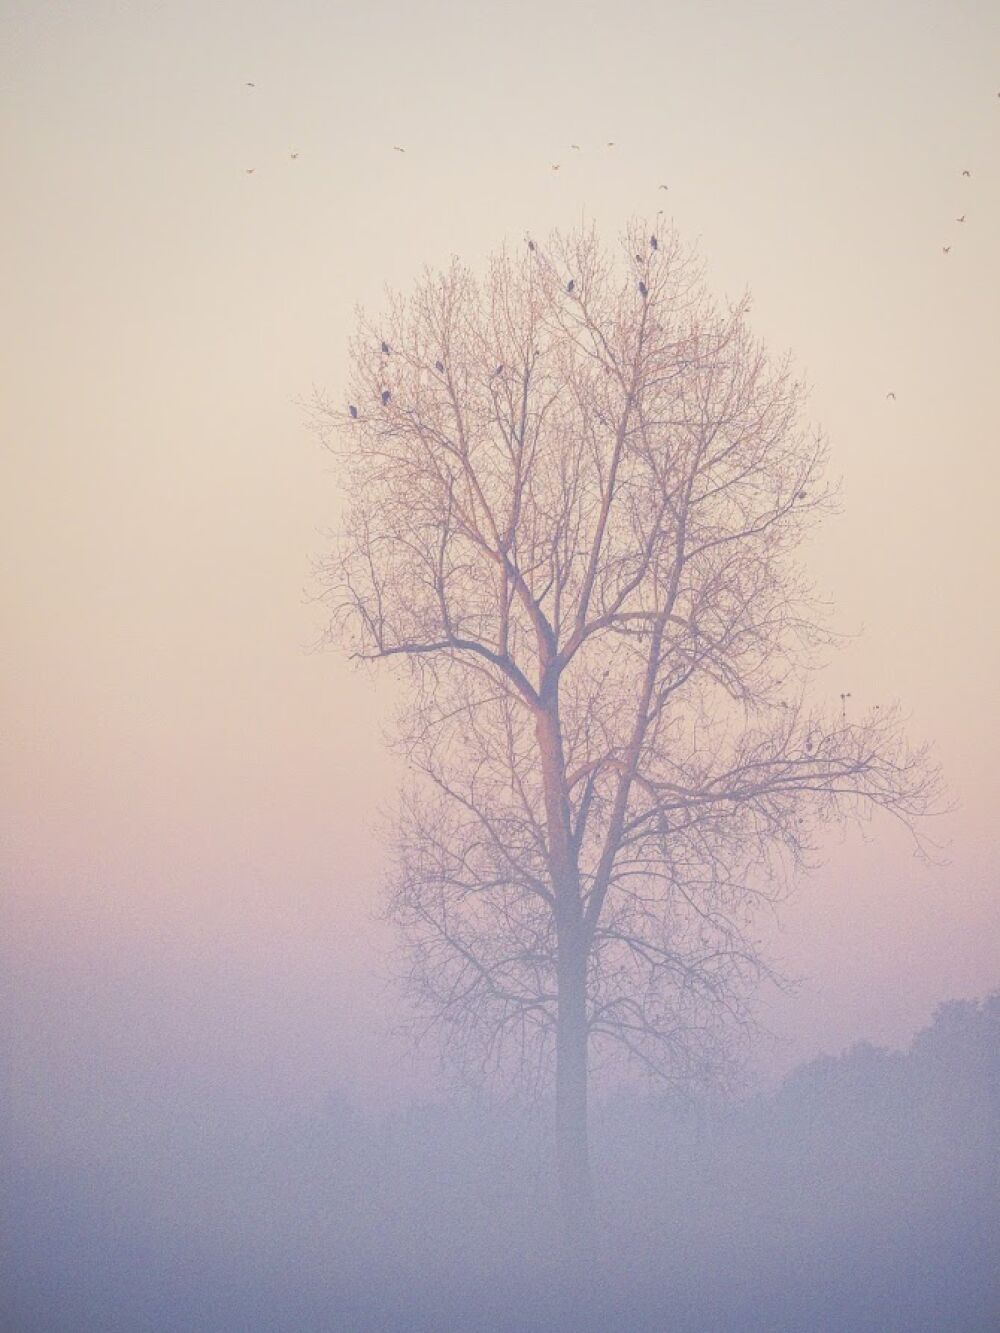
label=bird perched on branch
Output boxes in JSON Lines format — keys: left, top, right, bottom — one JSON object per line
{"left": 567, "top": 279, "right": 575, "bottom": 293}
{"left": 381, "top": 389, "right": 391, "bottom": 405}
{"left": 638, "top": 280, "right": 648, "bottom": 297}
{"left": 349, "top": 405, "right": 358, "bottom": 419}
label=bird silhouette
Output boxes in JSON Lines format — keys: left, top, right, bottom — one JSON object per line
{"left": 943, "top": 245, "right": 951, "bottom": 254}
{"left": 290, "top": 152, "right": 299, "bottom": 160}
{"left": 245, "top": 167, "right": 255, "bottom": 174}
{"left": 571, "top": 144, "right": 580, "bottom": 150}
{"left": 956, "top": 215, "right": 966, "bottom": 222}
{"left": 381, "top": 389, "right": 391, "bottom": 405}
{"left": 349, "top": 405, "right": 358, "bottom": 419}
{"left": 245, "top": 81, "right": 255, "bottom": 87}
{"left": 527, "top": 239, "right": 536, "bottom": 251}
{"left": 606, "top": 141, "right": 615, "bottom": 147}
{"left": 886, "top": 391, "right": 896, "bottom": 400}
{"left": 393, "top": 145, "right": 405, "bottom": 153}
{"left": 650, "top": 234, "right": 658, "bottom": 250}
{"left": 659, "top": 184, "right": 669, "bottom": 191}
{"left": 494, "top": 365, "right": 504, "bottom": 377}
{"left": 635, "top": 254, "right": 644, "bottom": 264}
{"left": 962, "top": 169, "right": 971, "bottom": 176}
{"left": 566, "top": 279, "right": 575, "bottom": 293}
{"left": 551, "top": 163, "right": 560, "bottom": 171}
{"left": 381, "top": 341, "right": 391, "bottom": 355}
{"left": 638, "top": 280, "right": 648, "bottom": 297}
{"left": 434, "top": 360, "right": 445, "bottom": 373}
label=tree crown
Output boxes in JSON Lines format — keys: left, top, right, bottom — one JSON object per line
{"left": 316, "top": 221, "right": 938, "bottom": 1090}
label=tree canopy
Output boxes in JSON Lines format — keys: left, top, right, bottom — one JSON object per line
{"left": 316, "top": 221, "right": 937, "bottom": 1101}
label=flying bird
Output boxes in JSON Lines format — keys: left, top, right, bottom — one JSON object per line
{"left": 956, "top": 214, "right": 965, "bottom": 222}
{"left": 942, "top": 245, "right": 951, "bottom": 254}
{"left": 381, "top": 341, "right": 391, "bottom": 355}
{"left": 650, "top": 234, "right": 658, "bottom": 250}
{"left": 245, "top": 167, "right": 255, "bottom": 174}
{"left": 551, "top": 163, "right": 560, "bottom": 171}
{"left": 566, "top": 279, "right": 575, "bottom": 293}
{"left": 393, "top": 145, "right": 405, "bottom": 153}
{"left": 962, "top": 169, "right": 971, "bottom": 176}
{"left": 571, "top": 144, "right": 580, "bottom": 150}
{"left": 381, "top": 389, "right": 391, "bottom": 405}
{"left": 886, "top": 391, "right": 896, "bottom": 400}
{"left": 638, "top": 280, "right": 648, "bottom": 297}
{"left": 658, "top": 184, "right": 669, "bottom": 191}
{"left": 290, "top": 152, "right": 299, "bottom": 160}
{"left": 606, "top": 141, "right": 615, "bottom": 147}
{"left": 349, "top": 405, "right": 358, "bottom": 419}
{"left": 245, "top": 81, "right": 255, "bottom": 87}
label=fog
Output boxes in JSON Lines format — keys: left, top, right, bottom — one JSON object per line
{"left": 3, "top": 1, "right": 999, "bottom": 1328}
{"left": 5, "top": 992, "right": 997, "bottom": 1329}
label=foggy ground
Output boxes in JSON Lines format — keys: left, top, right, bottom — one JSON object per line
{"left": 4, "top": 991, "right": 997, "bottom": 1331}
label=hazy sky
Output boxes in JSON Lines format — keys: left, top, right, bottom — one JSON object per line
{"left": 3, "top": 0, "right": 998, "bottom": 1131}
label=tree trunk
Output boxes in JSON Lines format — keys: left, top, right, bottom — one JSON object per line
{"left": 556, "top": 923, "right": 595, "bottom": 1260}
{"left": 535, "top": 694, "right": 597, "bottom": 1259}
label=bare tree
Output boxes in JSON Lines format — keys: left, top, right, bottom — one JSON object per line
{"left": 314, "top": 221, "right": 937, "bottom": 1255}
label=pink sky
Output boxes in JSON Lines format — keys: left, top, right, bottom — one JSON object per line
{"left": 2, "top": 1, "right": 997, "bottom": 1123}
